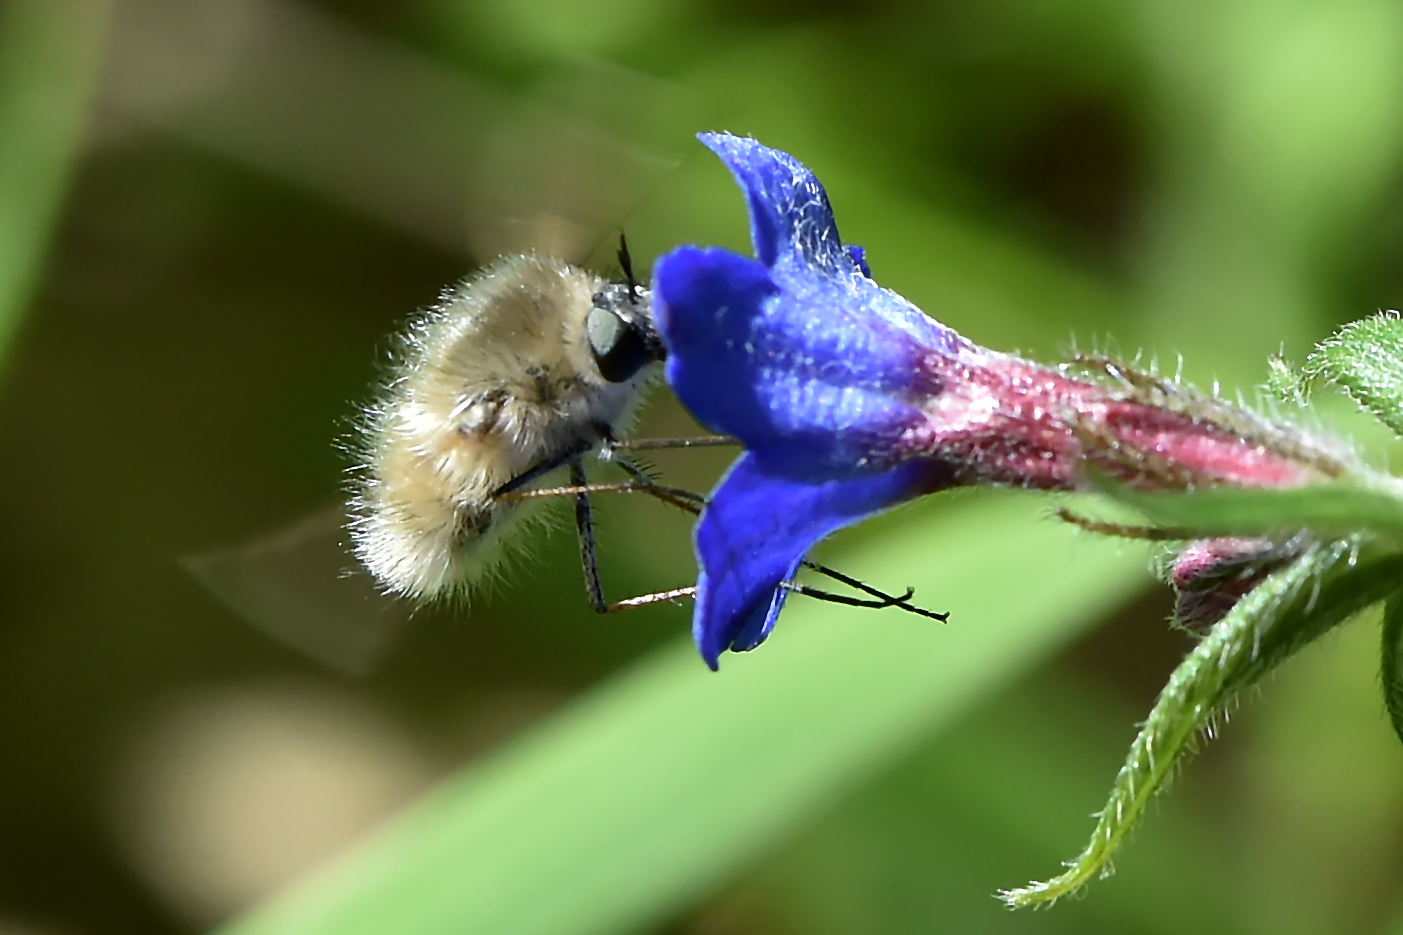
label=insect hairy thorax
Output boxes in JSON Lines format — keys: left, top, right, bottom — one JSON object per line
{"left": 349, "top": 253, "right": 660, "bottom": 602}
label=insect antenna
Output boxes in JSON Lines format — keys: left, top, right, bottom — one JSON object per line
{"left": 618, "top": 232, "right": 640, "bottom": 303}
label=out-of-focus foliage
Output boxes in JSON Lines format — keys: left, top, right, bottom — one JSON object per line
{"left": 0, "top": 0, "right": 110, "bottom": 367}
{"left": 0, "top": 1, "right": 1400, "bottom": 934}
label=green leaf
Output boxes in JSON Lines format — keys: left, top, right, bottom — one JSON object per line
{"left": 0, "top": 0, "right": 111, "bottom": 372}
{"left": 1002, "top": 539, "right": 1403, "bottom": 908}
{"left": 1304, "top": 313, "right": 1403, "bottom": 438}
{"left": 1384, "top": 592, "right": 1403, "bottom": 749}
{"left": 1094, "top": 480, "right": 1403, "bottom": 541}
{"left": 215, "top": 493, "right": 1148, "bottom": 935}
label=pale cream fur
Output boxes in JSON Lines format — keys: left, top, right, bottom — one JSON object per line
{"left": 349, "top": 254, "right": 656, "bottom": 600}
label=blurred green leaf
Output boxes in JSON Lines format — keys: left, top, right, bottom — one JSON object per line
{"left": 217, "top": 492, "right": 1147, "bottom": 935}
{"left": 1304, "top": 313, "right": 1403, "bottom": 438}
{"left": 0, "top": 0, "right": 110, "bottom": 372}
{"left": 429, "top": 0, "right": 691, "bottom": 64}
{"left": 1240, "top": 616, "right": 1403, "bottom": 934}
{"left": 833, "top": 171, "right": 1130, "bottom": 357}
{"left": 1138, "top": 0, "right": 1403, "bottom": 382}
{"left": 633, "top": 127, "right": 1134, "bottom": 360}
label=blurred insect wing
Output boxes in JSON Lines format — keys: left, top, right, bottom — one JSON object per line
{"left": 183, "top": 507, "right": 410, "bottom": 676}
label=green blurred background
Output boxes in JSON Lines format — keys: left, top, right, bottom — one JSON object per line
{"left": 2, "top": 0, "right": 1402, "bottom": 933}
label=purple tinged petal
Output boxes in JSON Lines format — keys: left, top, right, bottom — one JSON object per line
{"left": 693, "top": 452, "right": 948, "bottom": 669}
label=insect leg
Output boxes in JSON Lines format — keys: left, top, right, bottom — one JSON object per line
{"left": 511, "top": 448, "right": 950, "bottom": 620}
{"left": 560, "top": 462, "right": 699, "bottom": 615}
{"left": 611, "top": 457, "right": 706, "bottom": 513}
{"left": 798, "top": 560, "right": 949, "bottom": 621}
{"left": 498, "top": 481, "right": 662, "bottom": 502}
{"left": 494, "top": 432, "right": 731, "bottom": 502}
{"left": 611, "top": 455, "right": 948, "bottom": 620}
{"left": 494, "top": 439, "right": 594, "bottom": 497}
{"left": 568, "top": 458, "right": 608, "bottom": 614}
{"left": 605, "top": 586, "right": 696, "bottom": 612}
{"left": 607, "top": 435, "right": 740, "bottom": 453}
{"left": 781, "top": 582, "right": 914, "bottom": 609}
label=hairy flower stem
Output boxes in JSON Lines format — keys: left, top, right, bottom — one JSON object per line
{"left": 1002, "top": 538, "right": 1403, "bottom": 908}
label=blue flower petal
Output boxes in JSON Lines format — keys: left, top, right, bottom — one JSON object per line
{"left": 693, "top": 452, "right": 945, "bottom": 669}
{"left": 655, "top": 247, "right": 931, "bottom": 478}
{"left": 696, "top": 133, "right": 956, "bottom": 353}
{"left": 654, "top": 135, "right": 968, "bottom": 481}
{"left": 655, "top": 134, "right": 977, "bottom": 668}
{"left": 699, "top": 132, "right": 851, "bottom": 274}
{"left": 846, "top": 244, "right": 871, "bottom": 278}
{"left": 724, "top": 574, "right": 789, "bottom": 655}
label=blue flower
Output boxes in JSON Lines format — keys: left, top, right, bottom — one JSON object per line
{"left": 653, "top": 134, "right": 964, "bottom": 668}
{"left": 653, "top": 133, "right": 1330, "bottom": 669}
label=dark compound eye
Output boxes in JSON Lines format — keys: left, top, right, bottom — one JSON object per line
{"left": 586, "top": 304, "right": 655, "bottom": 383}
